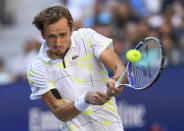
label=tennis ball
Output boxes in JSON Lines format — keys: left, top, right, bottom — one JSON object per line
{"left": 126, "top": 49, "right": 142, "bottom": 63}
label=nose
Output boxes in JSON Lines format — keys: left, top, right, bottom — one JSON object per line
{"left": 55, "top": 37, "right": 61, "bottom": 46}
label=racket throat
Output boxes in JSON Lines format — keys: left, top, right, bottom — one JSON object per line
{"left": 118, "top": 84, "right": 135, "bottom": 88}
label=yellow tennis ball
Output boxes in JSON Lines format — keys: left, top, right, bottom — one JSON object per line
{"left": 126, "top": 49, "right": 142, "bottom": 63}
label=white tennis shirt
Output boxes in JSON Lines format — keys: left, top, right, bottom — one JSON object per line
{"left": 27, "top": 28, "right": 124, "bottom": 131}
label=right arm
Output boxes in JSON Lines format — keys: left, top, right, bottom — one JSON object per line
{"left": 42, "top": 91, "right": 80, "bottom": 122}
{"left": 42, "top": 90, "right": 111, "bottom": 122}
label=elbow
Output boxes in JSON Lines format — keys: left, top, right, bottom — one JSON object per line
{"left": 58, "top": 115, "right": 70, "bottom": 123}
{"left": 58, "top": 117, "right": 68, "bottom": 123}
{"left": 55, "top": 112, "right": 66, "bottom": 122}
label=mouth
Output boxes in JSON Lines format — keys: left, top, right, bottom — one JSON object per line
{"left": 53, "top": 45, "right": 64, "bottom": 49}
{"left": 55, "top": 48, "right": 64, "bottom": 54}
{"left": 54, "top": 47, "right": 68, "bottom": 57}
{"left": 53, "top": 46, "right": 65, "bottom": 52}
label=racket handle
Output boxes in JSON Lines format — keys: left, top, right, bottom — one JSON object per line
{"left": 115, "top": 67, "right": 128, "bottom": 88}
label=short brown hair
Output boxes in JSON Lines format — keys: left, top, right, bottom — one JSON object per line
{"left": 32, "top": 6, "right": 74, "bottom": 34}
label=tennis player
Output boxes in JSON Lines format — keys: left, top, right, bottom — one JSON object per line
{"left": 27, "top": 6, "right": 126, "bottom": 131}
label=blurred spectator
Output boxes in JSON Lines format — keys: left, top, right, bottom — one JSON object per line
{"left": 0, "top": 58, "right": 15, "bottom": 85}
{"left": 0, "top": 0, "right": 6, "bottom": 25}
{"left": 171, "top": 1, "right": 184, "bottom": 28}
{"left": 111, "top": 2, "right": 131, "bottom": 31}
{"left": 161, "top": 35, "right": 179, "bottom": 66}
{"left": 11, "top": 35, "right": 42, "bottom": 81}
{"left": 179, "top": 36, "right": 184, "bottom": 65}
{"left": 59, "top": 0, "right": 95, "bottom": 29}
{"left": 82, "top": 0, "right": 112, "bottom": 28}
{"left": 129, "top": 0, "right": 148, "bottom": 17}
{"left": 0, "top": 0, "right": 14, "bottom": 26}
{"left": 144, "top": 0, "right": 162, "bottom": 15}
{"left": 81, "top": 0, "right": 184, "bottom": 67}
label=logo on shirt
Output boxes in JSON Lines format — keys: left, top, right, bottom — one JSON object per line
{"left": 72, "top": 55, "right": 78, "bottom": 60}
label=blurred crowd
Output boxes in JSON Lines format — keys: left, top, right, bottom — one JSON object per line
{"left": 69, "top": 0, "right": 184, "bottom": 67}
{"left": 0, "top": 0, "right": 184, "bottom": 85}
{"left": 0, "top": 36, "right": 41, "bottom": 85}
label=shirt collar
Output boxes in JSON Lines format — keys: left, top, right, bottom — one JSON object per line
{"left": 38, "top": 41, "right": 51, "bottom": 63}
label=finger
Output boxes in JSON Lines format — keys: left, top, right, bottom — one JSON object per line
{"left": 108, "top": 87, "right": 115, "bottom": 93}
{"left": 109, "top": 89, "right": 116, "bottom": 96}
{"left": 89, "top": 97, "right": 104, "bottom": 105}
{"left": 93, "top": 97, "right": 105, "bottom": 105}
{"left": 113, "top": 87, "right": 123, "bottom": 92}
{"left": 95, "top": 92, "right": 110, "bottom": 104}
{"left": 106, "top": 89, "right": 112, "bottom": 97}
{"left": 111, "top": 87, "right": 123, "bottom": 96}
{"left": 106, "top": 78, "right": 116, "bottom": 88}
{"left": 108, "top": 82, "right": 115, "bottom": 88}
{"left": 86, "top": 91, "right": 110, "bottom": 105}
{"left": 97, "top": 91, "right": 111, "bottom": 101}
{"left": 107, "top": 87, "right": 118, "bottom": 97}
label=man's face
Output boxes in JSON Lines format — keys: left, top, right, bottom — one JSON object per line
{"left": 43, "top": 17, "right": 72, "bottom": 58}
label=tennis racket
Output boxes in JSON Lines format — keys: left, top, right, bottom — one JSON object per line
{"left": 116, "top": 36, "right": 164, "bottom": 90}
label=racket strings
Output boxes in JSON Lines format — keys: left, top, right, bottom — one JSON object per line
{"left": 129, "top": 38, "right": 162, "bottom": 89}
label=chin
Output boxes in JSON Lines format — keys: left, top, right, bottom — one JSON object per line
{"left": 54, "top": 48, "right": 69, "bottom": 57}
{"left": 55, "top": 51, "right": 65, "bottom": 56}
{"left": 55, "top": 52, "right": 63, "bottom": 56}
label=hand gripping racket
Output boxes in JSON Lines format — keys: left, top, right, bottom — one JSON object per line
{"left": 116, "top": 37, "right": 165, "bottom": 90}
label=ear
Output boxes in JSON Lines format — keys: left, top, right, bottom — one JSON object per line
{"left": 41, "top": 31, "right": 46, "bottom": 40}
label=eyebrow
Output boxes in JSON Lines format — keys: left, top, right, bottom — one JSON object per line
{"left": 46, "top": 32, "right": 67, "bottom": 37}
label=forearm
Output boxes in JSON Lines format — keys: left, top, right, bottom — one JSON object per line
{"left": 55, "top": 102, "right": 80, "bottom": 122}
{"left": 112, "top": 64, "right": 128, "bottom": 84}
{"left": 42, "top": 91, "right": 82, "bottom": 122}
{"left": 42, "top": 91, "right": 88, "bottom": 122}
{"left": 111, "top": 63, "right": 125, "bottom": 80}
{"left": 56, "top": 92, "right": 89, "bottom": 122}
{"left": 99, "top": 48, "right": 128, "bottom": 85}
{"left": 99, "top": 48, "right": 127, "bottom": 82}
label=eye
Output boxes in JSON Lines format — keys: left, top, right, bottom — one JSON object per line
{"left": 58, "top": 33, "right": 67, "bottom": 38}
{"left": 47, "top": 35, "right": 57, "bottom": 39}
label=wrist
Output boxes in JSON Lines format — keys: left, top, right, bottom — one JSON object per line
{"left": 111, "top": 76, "right": 117, "bottom": 81}
{"left": 74, "top": 92, "right": 89, "bottom": 112}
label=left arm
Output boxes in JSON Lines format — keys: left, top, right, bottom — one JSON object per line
{"left": 99, "top": 47, "right": 127, "bottom": 96}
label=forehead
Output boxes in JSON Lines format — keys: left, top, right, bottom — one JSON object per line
{"left": 45, "top": 17, "right": 69, "bottom": 34}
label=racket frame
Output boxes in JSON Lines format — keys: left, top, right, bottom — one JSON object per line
{"left": 115, "top": 37, "right": 165, "bottom": 90}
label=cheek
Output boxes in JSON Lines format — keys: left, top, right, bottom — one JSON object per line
{"left": 46, "top": 41, "right": 53, "bottom": 48}
{"left": 59, "top": 39, "right": 67, "bottom": 44}
{"left": 62, "top": 37, "right": 70, "bottom": 45}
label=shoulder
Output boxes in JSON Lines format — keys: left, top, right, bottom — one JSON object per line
{"left": 27, "top": 55, "right": 48, "bottom": 74}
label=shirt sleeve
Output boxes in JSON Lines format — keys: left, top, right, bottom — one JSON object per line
{"left": 86, "top": 28, "right": 113, "bottom": 59}
{"left": 27, "top": 60, "right": 54, "bottom": 100}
